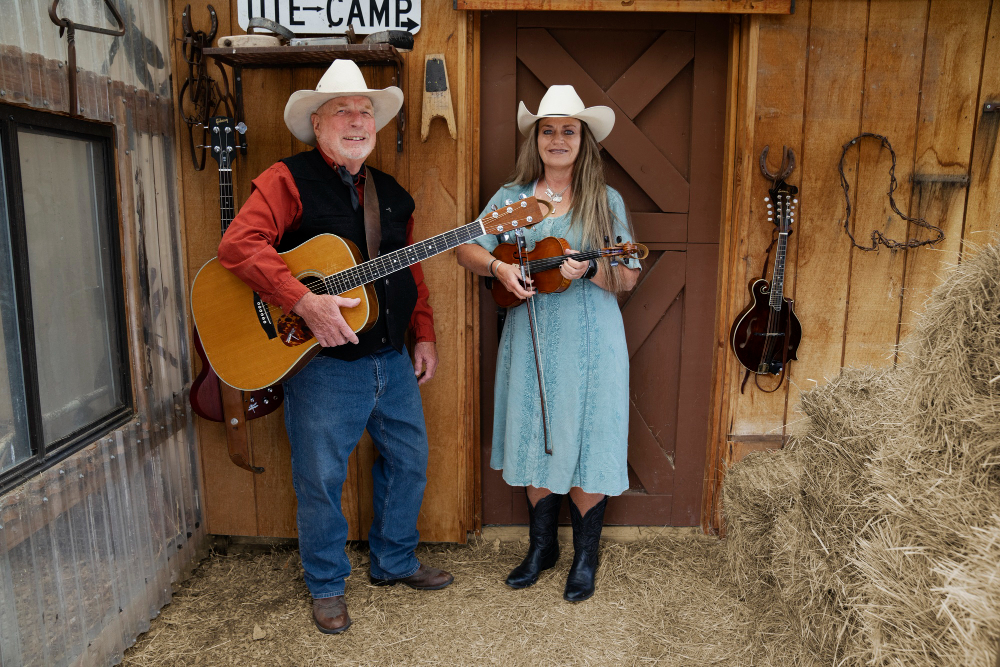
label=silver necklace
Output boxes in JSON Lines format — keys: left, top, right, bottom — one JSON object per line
{"left": 543, "top": 178, "right": 569, "bottom": 203}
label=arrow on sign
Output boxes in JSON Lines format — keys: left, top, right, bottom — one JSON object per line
{"left": 400, "top": 16, "right": 418, "bottom": 32}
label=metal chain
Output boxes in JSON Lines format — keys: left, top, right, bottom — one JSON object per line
{"left": 838, "top": 132, "right": 944, "bottom": 251}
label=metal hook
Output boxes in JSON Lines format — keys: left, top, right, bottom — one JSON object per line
{"left": 49, "top": 0, "right": 125, "bottom": 117}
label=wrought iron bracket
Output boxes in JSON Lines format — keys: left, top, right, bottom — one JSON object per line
{"left": 49, "top": 0, "right": 126, "bottom": 117}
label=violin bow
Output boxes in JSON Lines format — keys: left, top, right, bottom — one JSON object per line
{"left": 513, "top": 221, "right": 552, "bottom": 456}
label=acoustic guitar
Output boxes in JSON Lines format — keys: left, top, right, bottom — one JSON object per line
{"left": 191, "top": 196, "right": 549, "bottom": 391}
{"left": 730, "top": 178, "right": 802, "bottom": 375}
{"left": 189, "top": 116, "right": 284, "bottom": 423}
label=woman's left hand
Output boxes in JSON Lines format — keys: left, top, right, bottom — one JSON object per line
{"left": 560, "top": 248, "right": 590, "bottom": 280}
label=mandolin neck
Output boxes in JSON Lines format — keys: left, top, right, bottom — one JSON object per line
{"left": 322, "top": 220, "right": 487, "bottom": 294}
{"left": 768, "top": 231, "right": 788, "bottom": 310}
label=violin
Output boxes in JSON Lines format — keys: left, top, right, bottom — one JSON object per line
{"left": 490, "top": 236, "right": 648, "bottom": 307}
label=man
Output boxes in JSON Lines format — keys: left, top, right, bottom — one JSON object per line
{"left": 217, "top": 59, "right": 453, "bottom": 635}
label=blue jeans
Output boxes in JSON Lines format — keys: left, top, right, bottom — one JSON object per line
{"left": 283, "top": 347, "right": 429, "bottom": 599}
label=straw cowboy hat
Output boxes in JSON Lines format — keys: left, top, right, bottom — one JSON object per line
{"left": 516, "top": 85, "right": 615, "bottom": 143}
{"left": 283, "top": 59, "right": 404, "bottom": 145}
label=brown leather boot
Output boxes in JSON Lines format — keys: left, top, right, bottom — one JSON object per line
{"left": 369, "top": 563, "right": 454, "bottom": 590}
{"left": 312, "top": 595, "right": 351, "bottom": 634}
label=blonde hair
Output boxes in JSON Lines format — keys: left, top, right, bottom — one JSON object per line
{"left": 508, "top": 121, "right": 633, "bottom": 293}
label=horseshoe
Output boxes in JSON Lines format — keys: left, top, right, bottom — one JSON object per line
{"left": 759, "top": 145, "right": 796, "bottom": 182}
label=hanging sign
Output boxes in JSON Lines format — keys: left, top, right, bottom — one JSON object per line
{"left": 238, "top": 0, "right": 421, "bottom": 35}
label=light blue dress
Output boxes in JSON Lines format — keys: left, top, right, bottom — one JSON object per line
{"left": 470, "top": 183, "right": 640, "bottom": 496}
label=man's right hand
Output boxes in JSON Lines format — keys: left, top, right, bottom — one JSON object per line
{"left": 292, "top": 291, "right": 362, "bottom": 347}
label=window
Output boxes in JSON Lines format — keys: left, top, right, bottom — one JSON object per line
{"left": 0, "top": 104, "right": 131, "bottom": 490}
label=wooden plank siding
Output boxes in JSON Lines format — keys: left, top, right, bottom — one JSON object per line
{"left": 704, "top": 0, "right": 1000, "bottom": 532}
{"left": 168, "top": 0, "right": 1000, "bottom": 537}
{"left": 173, "top": 2, "right": 479, "bottom": 542}
{"left": 456, "top": 0, "right": 793, "bottom": 13}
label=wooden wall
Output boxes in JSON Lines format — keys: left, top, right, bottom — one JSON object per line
{"left": 171, "top": 3, "right": 479, "bottom": 543}
{"left": 170, "top": 0, "right": 1000, "bottom": 537}
{"left": 704, "top": 0, "right": 1000, "bottom": 530}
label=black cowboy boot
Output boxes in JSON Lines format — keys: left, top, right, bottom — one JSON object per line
{"left": 505, "top": 493, "right": 563, "bottom": 589}
{"left": 564, "top": 495, "right": 608, "bottom": 602}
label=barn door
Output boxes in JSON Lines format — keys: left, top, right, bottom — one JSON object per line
{"left": 479, "top": 11, "right": 727, "bottom": 526}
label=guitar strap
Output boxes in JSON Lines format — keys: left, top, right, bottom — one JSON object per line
{"left": 363, "top": 168, "right": 382, "bottom": 261}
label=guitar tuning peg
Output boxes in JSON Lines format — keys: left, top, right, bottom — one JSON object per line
{"left": 212, "top": 126, "right": 220, "bottom": 133}
{"left": 504, "top": 199, "right": 513, "bottom": 206}
{"left": 491, "top": 204, "right": 498, "bottom": 211}
{"left": 236, "top": 122, "right": 247, "bottom": 134}
{"left": 764, "top": 197, "right": 770, "bottom": 202}
{"left": 610, "top": 259, "right": 620, "bottom": 267}
{"left": 518, "top": 193, "right": 527, "bottom": 200}
{"left": 616, "top": 236, "right": 622, "bottom": 244}
{"left": 604, "top": 235, "right": 610, "bottom": 243}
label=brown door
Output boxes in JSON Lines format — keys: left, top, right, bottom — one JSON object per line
{"left": 479, "top": 11, "right": 727, "bottom": 526}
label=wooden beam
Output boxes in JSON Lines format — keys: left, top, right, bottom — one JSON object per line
{"left": 701, "top": 14, "right": 758, "bottom": 535}
{"left": 455, "top": 0, "right": 793, "bottom": 13}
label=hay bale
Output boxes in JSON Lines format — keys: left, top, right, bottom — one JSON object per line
{"left": 723, "top": 243, "right": 1000, "bottom": 666}
{"left": 722, "top": 447, "right": 801, "bottom": 600}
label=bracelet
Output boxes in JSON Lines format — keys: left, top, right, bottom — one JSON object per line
{"left": 489, "top": 258, "right": 500, "bottom": 279}
{"left": 583, "top": 259, "right": 598, "bottom": 280}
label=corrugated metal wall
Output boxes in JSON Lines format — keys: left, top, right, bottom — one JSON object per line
{"left": 0, "top": 0, "right": 201, "bottom": 665}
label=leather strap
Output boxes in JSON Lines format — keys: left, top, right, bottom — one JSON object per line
{"left": 363, "top": 168, "right": 382, "bottom": 261}
{"left": 221, "top": 384, "right": 264, "bottom": 473}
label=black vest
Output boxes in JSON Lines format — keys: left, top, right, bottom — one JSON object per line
{"left": 278, "top": 150, "right": 418, "bottom": 361}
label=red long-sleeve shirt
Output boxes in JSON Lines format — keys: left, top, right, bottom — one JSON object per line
{"left": 217, "top": 148, "right": 436, "bottom": 343}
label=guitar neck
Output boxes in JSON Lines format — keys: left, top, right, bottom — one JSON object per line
{"left": 220, "top": 165, "right": 234, "bottom": 233}
{"left": 769, "top": 231, "right": 788, "bottom": 310}
{"left": 323, "top": 220, "right": 487, "bottom": 294}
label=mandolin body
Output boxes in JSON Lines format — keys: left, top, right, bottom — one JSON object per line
{"left": 730, "top": 278, "right": 802, "bottom": 375}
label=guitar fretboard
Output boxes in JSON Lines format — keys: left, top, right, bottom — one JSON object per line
{"left": 321, "top": 220, "right": 487, "bottom": 295}
{"left": 769, "top": 231, "right": 787, "bottom": 310}
{"left": 220, "top": 164, "right": 234, "bottom": 232}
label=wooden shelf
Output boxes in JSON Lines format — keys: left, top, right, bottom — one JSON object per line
{"left": 203, "top": 43, "right": 402, "bottom": 69}
{"left": 204, "top": 43, "right": 406, "bottom": 151}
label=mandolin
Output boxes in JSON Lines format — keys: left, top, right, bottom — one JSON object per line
{"left": 730, "top": 178, "right": 802, "bottom": 376}
{"left": 189, "top": 116, "right": 284, "bottom": 422}
{"left": 191, "top": 196, "right": 550, "bottom": 391}
{"left": 490, "top": 236, "right": 648, "bottom": 308}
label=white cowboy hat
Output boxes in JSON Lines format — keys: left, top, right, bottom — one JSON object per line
{"left": 283, "top": 59, "right": 403, "bottom": 145}
{"left": 516, "top": 85, "right": 615, "bottom": 143}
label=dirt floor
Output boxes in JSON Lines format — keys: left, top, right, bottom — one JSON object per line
{"left": 121, "top": 533, "right": 797, "bottom": 666}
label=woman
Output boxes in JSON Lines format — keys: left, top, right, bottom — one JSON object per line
{"left": 457, "top": 85, "right": 640, "bottom": 602}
